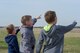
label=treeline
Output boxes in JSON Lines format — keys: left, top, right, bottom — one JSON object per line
{"left": 0, "top": 26, "right": 80, "bottom": 28}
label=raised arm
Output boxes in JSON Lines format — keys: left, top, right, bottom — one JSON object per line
{"left": 32, "top": 15, "right": 41, "bottom": 25}
{"left": 15, "top": 28, "right": 20, "bottom": 35}
{"left": 32, "top": 18, "right": 37, "bottom": 25}
{"left": 59, "top": 21, "right": 77, "bottom": 33}
{"left": 36, "top": 30, "right": 44, "bottom": 53}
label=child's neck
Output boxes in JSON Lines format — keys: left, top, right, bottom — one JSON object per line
{"left": 48, "top": 23, "right": 55, "bottom": 26}
{"left": 8, "top": 34, "right": 13, "bottom": 35}
{"left": 22, "top": 25, "right": 32, "bottom": 27}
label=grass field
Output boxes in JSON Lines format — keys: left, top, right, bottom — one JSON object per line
{"left": 0, "top": 28, "right": 80, "bottom": 53}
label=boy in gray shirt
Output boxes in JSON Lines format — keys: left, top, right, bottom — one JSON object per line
{"left": 20, "top": 15, "right": 41, "bottom": 53}
{"left": 36, "top": 11, "right": 77, "bottom": 53}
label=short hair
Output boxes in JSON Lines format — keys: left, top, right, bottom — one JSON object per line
{"left": 21, "top": 15, "right": 32, "bottom": 25}
{"left": 6, "top": 24, "right": 15, "bottom": 34}
{"left": 44, "top": 11, "right": 56, "bottom": 24}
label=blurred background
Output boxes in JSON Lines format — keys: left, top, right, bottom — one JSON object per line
{"left": 0, "top": 0, "right": 80, "bottom": 27}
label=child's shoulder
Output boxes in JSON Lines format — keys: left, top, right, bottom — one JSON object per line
{"left": 20, "top": 27, "right": 32, "bottom": 34}
{"left": 5, "top": 35, "right": 16, "bottom": 38}
{"left": 54, "top": 25, "right": 64, "bottom": 29}
{"left": 20, "top": 27, "right": 27, "bottom": 32}
{"left": 5, "top": 35, "right": 17, "bottom": 44}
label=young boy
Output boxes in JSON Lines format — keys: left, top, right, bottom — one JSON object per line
{"left": 5, "top": 24, "right": 20, "bottom": 53}
{"left": 20, "top": 15, "right": 41, "bottom": 53}
{"left": 36, "top": 11, "right": 77, "bottom": 53}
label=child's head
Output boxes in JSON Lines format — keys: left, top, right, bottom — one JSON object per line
{"left": 21, "top": 15, "right": 33, "bottom": 26}
{"left": 6, "top": 24, "right": 15, "bottom": 34}
{"left": 44, "top": 11, "right": 57, "bottom": 24}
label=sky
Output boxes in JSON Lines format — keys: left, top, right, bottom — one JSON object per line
{"left": 0, "top": 0, "right": 80, "bottom": 26}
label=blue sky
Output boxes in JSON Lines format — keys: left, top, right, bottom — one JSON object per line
{"left": 0, "top": 0, "right": 80, "bottom": 26}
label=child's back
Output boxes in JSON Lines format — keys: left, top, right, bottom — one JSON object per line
{"left": 36, "top": 11, "right": 77, "bottom": 53}
{"left": 36, "top": 22, "right": 77, "bottom": 53}
{"left": 20, "top": 26, "right": 35, "bottom": 53}
{"left": 5, "top": 35, "right": 19, "bottom": 53}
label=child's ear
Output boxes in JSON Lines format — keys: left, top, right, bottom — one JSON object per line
{"left": 53, "top": 17, "right": 57, "bottom": 25}
{"left": 55, "top": 17, "right": 57, "bottom": 21}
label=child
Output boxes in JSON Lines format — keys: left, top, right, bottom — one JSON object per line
{"left": 5, "top": 24, "right": 20, "bottom": 53}
{"left": 20, "top": 15, "right": 41, "bottom": 53}
{"left": 36, "top": 11, "right": 77, "bottom": 53}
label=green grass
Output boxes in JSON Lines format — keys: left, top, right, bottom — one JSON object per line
{"left": 0, "top": 28, "right": 80, "bottom": 53}
{"left": 64, "top": 37, "right": 80, "bottom": 53}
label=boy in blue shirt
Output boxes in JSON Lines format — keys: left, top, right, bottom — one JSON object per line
{"left": 36, "top": 11, "right": 77, "bottom": 53}
{"left": 5, "top": 24, "right": 20, "bottom": 53}
{"left": 20, "top": 15, "right": 41, "bottom": 53}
